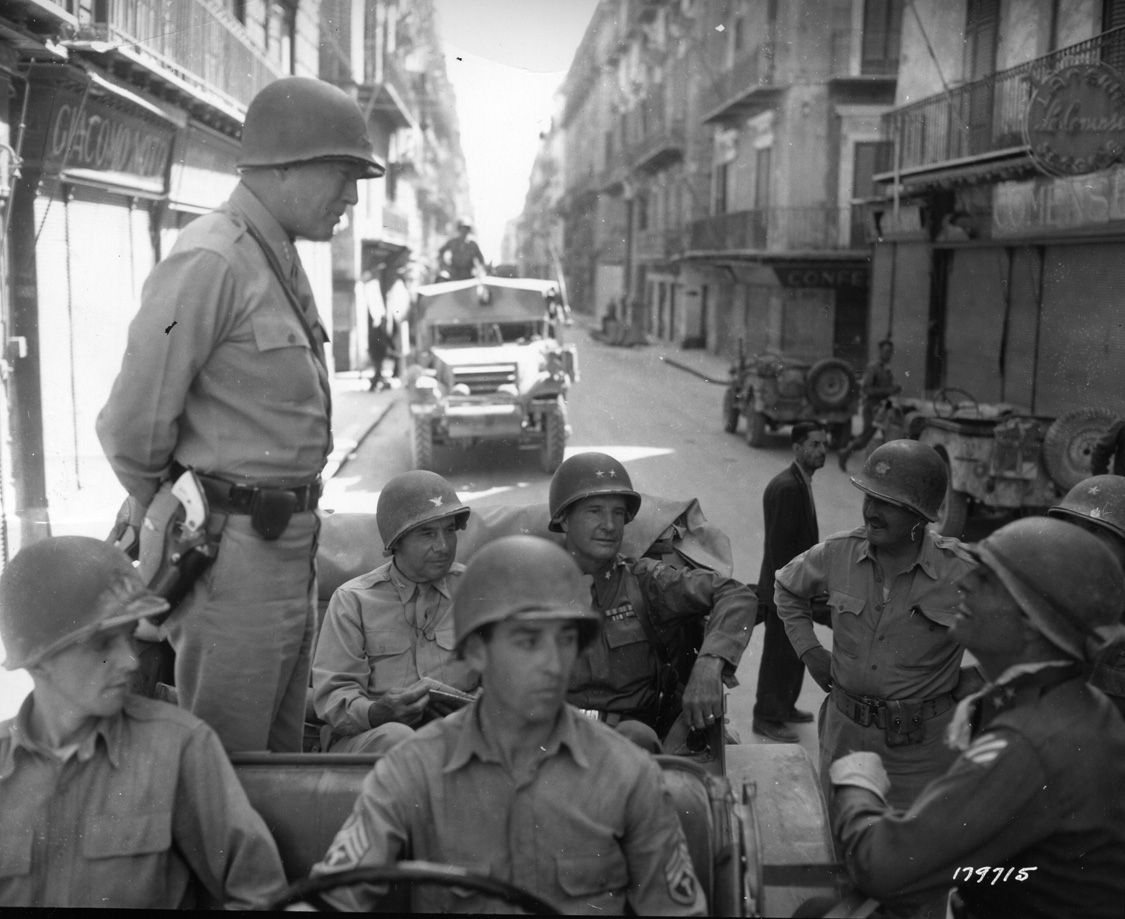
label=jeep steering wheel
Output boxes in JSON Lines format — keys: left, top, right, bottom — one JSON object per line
{"left": 264, "top": 861, "right": 562, "bottom": 913}
{"left": 933, "top": 387, "right": 981, "bottom": 419}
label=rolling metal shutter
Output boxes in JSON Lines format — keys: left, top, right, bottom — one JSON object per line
{"left": 943, "top": 248, "right": 1009, "bottom": 401}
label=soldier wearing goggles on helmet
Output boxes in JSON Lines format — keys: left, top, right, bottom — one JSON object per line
{"left": 0, "top": 537, "right": 286, "bottom": 908}
{"left": 309, "top": 536, "right": 706, "bottom": 914}
{"left": 311, "top": 471, "right": 477, "bottom": 754}
{"left": 548, "top": 452, "right": 755, "bottom": 754}
{"left": 829, "top": 518, "right": 1125, "bottom": 919}
{"left": 97, "top": 77, "right": 385, "bottom": 754}
{"left": 1047, "top": 474, "right": 1125, "bottom": 718}
{"left": 776, "top": 441, "right": 979, "bottom": 814}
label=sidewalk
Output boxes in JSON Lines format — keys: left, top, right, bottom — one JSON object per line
{"left": 323, "top": 372, "right": 403, "bottom": 479}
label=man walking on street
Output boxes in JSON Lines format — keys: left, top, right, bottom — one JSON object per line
{"left": 838, "top": 339, "right": 901, "bottom": 471}
{"left": 751, "top": 422, "right": 827, "bottom": 743}
{"left": 97, "top": 77, "right": 385, "bottom": 753}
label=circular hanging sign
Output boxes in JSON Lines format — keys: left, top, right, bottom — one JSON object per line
{"left": 1024, "top": 62, "right": 1125, "bottom": 176}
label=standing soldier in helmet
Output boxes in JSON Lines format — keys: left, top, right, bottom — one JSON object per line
{"left": 548, "top": 452, "right": 755, "bottom": 753}
{"left": 312, "top": 471, "right": 478, "bottom": 754}
{"left": 1048, "top": 474, "right": 1125, "bottom": 718}
{"left": 436, "top": 217, "right": 486, "bottom": 282}
{"left": 829, "top": 519, "right": 1125, "bottom": 919}
{"left": 776, "top": 441, "right": 979, "bottom": 812}
{"left": 97, "top": 77, "right": 385, "bottom": 753}
{"left": 308, "top": 536, "right": 706, "bottom": 914}
{"left": 0, "top": 537, "right": 286, "bottom": 908}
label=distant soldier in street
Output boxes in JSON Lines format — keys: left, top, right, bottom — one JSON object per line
{"left": 0, "top": 537, "right": 286, "bottom": 909}
{"left": 838, "top": 339, "right": 901, "bottom": 471}
{"left": 97, "top": 77, "right": 385, "bottom": 752}
{"left": 776, "top": 441, "right": 979, "bottom": 811}
{"left": 436, "top": 216, "right": 485, "bottom": 282}
{"left": 312, "top": 471, "right": 478, "bottom": 753}
{"left": 830, "top": 519, "right": 1125, "bottom": 919}
{"left": 549, "top": 452, "right": 755, "bottom": 753}
{"left": 308, "top": 536, "right": 706, "bottom": 914}
{"left": 1048, "top": 474, "right": 1125, "bottom": 718}
{"left": 751, "top": 421, "right": 827, "bottom": 743}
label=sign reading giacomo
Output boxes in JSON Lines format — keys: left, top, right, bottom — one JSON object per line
{"left": 1025, "top": 63, "right": 1125, "bottom": 177}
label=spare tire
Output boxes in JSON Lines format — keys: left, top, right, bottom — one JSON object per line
{"left": 1043, "top": 407, "right": 1123, "bottom": 490}
{"left": 805, "top": 358, "right": 857, "bottom": 412}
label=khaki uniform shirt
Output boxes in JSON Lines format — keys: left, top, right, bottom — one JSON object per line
{"left": 97, "top": 181, "right": 331, "bottom": 504}
{"left": 776, "top": 526, "right": 975, "bottom": 700}
{"left": 312, "top": 560, "right": 476, "bottom": 736}
{"left": 0, "top": 695, "right": 285, "bottom": 908}
{"left": 312, "top": 700, "right": 706, "bottom": 915}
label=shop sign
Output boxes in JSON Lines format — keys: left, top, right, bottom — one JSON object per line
{"left": 992, "top": 162, "right": 1125, "bottom": 237}
{"left": 772, "top": 264, "right": 868, "bottom": 289}
{"left": 1024, "top": 63, "right": 1125, "bottom": 176}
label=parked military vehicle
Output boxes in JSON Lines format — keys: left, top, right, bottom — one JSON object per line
{"left": 723, "top": 345, "right": 859, "bottom": 448}
{"left": 406, "top": 277, "right": 578, "bottom": 474}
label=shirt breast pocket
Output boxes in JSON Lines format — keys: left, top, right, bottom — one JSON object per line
{"left": 251, "top": 313, "right": 317, "bottom": 404}
{"left": 83, "top": 812, "right": 172, "bottom": 859}
{"left": 897, "top": 606, "right": 959, "bottom": 670}
{"left": 829, "top": 591, "right": 866, "bottom": 659}
{"left": 605, "top": 615, "right": 648, "bottom": 650}
{"left": 365, "top": 630, "right": 415, "bottom": 687}
{"left": 0, "top": 827, "right": 31, "bottom": 878}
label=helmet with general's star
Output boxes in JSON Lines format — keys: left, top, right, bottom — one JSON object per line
{"left": 453, "top": 535, "right": 601, "bottom": 652}
{"left": 376, "top": 471, "right": 470, "bottom": 554}
{"left": 1048, "top": 474, "right": 1125, "bottom": 544}
{"left": 548, "top": 452, "right": 642, "bottom": 532}
{"left": 851, "top": 439, "right": 947, "bottom": 522}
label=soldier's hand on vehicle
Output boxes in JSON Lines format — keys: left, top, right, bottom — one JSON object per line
{"left": 370, "top": 681, "right": 431, "bottom": 727}
{"left": 802, "top": 647, "right": 833, "bottom": 692}
{"left": 682, "top": 655, "right": 725, "bottom": 731}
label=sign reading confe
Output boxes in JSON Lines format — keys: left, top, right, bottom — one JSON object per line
{"left": 772, "top": 264, "right": 868, "bottom": 289}
{"left": 1025, "top": 63, "right": 1125, "bottom": 176}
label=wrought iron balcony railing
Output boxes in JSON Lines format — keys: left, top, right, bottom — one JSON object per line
{"left": 84, "top": 0, "right": 286, "bottom": 114}
{"left": 688, "top": 206, "right": 865, "bottom": 251}
{"left": 879, "top": 25, "right": 1125, "bottom": 175}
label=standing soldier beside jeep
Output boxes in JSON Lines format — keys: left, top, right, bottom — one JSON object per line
{"left": 549, "top": 452, "right": 755, "bottom": 753}
{"left": 96, "top": 77, "right": 385, "bottom": 753}
{"left": 838, "top": 339, "right": 901, "bottom": 471}
{"left": 776, "top": 441, "right": 979, "bottom": 811}
{"left": 312, "top": 472, "right": 478, "bottom": 754}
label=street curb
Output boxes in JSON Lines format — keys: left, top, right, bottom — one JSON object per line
{"left": 660, "top": 355, "right": 729, "bottom": 386}
{"left": 324, "top": 393, "right": 402, "bottom": 479}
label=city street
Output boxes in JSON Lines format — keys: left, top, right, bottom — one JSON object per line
{"left": 324, "top": 327, "right": 866, "bottom": 759}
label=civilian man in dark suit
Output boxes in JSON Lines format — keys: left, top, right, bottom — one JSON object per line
{"left": 752, "top": 421, "right": 828, "bottom": 742}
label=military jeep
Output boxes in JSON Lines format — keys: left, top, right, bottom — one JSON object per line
{"left": 406, "top": 277, "right": 578, "bottom": 474}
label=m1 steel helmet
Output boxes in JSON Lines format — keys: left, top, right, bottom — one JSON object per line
{"left": 237, "top": 77, "right": 385, "bottom": 178}
{"left": 970, "top": 517, "right": 1125, "bottom": 661}
{"left": 1048, "top": 474, "right": 1125, "bottom": 543}
{"left": 453, "top": 535, "right": 601, "bottom": 651}
{"left": 376, "top": 471, "right": 470, "bottom": 554}
{"left": 548, "top": 452, "right": 642, "bottom": 532}
{"left": 851, "top": 440, "right": 947, "bottom": 522}
{"left": 0, "top": 536, "right": 168, "bottom": 670}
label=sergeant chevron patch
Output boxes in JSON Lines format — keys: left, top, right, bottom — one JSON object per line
{"left": 964, "top": 733, "right": 1008, "bottom": 766}
{"left": 664, "top": 838, "right": 698, "bottom": 906}
{"left": 322, "top": 812, "right": 370, "bottom": 869}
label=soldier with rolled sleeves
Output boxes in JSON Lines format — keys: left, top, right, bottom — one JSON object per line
{"left": 312, "top": 471, "right": 478, "bottom": 754}
{"left": 96, "top": 78, "right": 385, "bottom": 752}
{"left": 0, "top": 537, "right": 287, "bottom": 909}
{"left": 549, "top": 452, "right": 755, "bottom": 753}
{"left": 838, "top": 339, "right": 901, "bottom": 472}
{"left": 829, "top": 519, "right": 1125, "bottom": 919}
{"left": 306, "top": 536, "right": 706, "bottom": 914}
{"left": 776, "top": 440, "right": 979, "bottom": 811}
{"left": 1048, "top": 474, "right": 1125, "bottom": 718}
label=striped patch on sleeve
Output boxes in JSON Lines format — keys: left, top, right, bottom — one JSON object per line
{"left": 322, "top": 811, "right": 371, "bottom": 870}
{"left": 963, "top": 732, "right": 1009, "bottom": 767}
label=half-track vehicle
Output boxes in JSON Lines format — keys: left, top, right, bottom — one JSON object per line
{"left": 406, "top": 276, "right": 578, "bottom": 473}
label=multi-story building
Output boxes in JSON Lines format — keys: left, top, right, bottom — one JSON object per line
{"left": 539, "top": 0, "right": 901, "bottom": 368}
{"left": 868, "top": 0, "right": 1125, "bottom": 417}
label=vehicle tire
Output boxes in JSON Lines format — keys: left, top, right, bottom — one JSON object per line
{"left": 904, "top": 410, "right": 929, "bottom": 441}
{"left": 411, "top": 416, "right": 434, "bottom": 470}
{"left": 805, "top": 358, "right": 857, "bottom": 412}
{"left": 746, "top": 411, "right": 768, "bottom": 448}
{"left": 1043, "top": 407, "right": 1123, "bottom": 490}
{"left": 722, "top": 388, "right": 740, "bottom": 433}
{"left": 540, "top": 408, "right": 566, "bottom": 474}
{"left": 932, "top": 448, "right": 970, "bottom": 537}
{"left": 827, "top": 421, "right": 850, "bottom": 450}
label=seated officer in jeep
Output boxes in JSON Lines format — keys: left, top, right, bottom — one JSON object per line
{"left": 549, "top": 453, "right": 756, "bottom": 753}
{"left": 312, "top": 471, "right": 478, "bottom": 754}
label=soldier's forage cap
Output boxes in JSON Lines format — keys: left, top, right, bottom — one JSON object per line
{"left": 0, "top": 536, "right": 167, "bottom": 670}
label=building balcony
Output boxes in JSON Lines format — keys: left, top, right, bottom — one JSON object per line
{"left": 877, "top": 25, "right": 1125, "bottom": 183}
{"left": 81, "top": 0, "right": 286, "bottom": 121}
{"left": 381, "top": 203, "right": 408, "bottom": 239}
{"left": 361, "top": 46, "right": 417, "bottom": 130}
{"left": 687, "top": 206, "right": 865, "bottom": 253}
{"left": 828, "top": 28, "right": 900, "bottom": 81}
{"left": 702, "top": 36, "right": 781, "bottom": 125}
{"left": 636, "top": 226, "right": 683, "bottom": 260}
